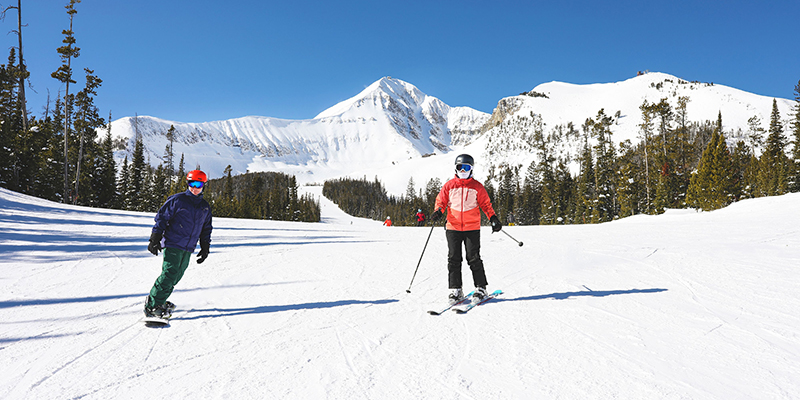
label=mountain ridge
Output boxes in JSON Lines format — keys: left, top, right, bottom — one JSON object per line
{"left": 108, "top": 72, "right": 796, "bottom": 194}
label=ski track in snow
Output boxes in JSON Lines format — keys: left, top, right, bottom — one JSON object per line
{"left": 0, "top": 187, "right": 799, "bottom": 399}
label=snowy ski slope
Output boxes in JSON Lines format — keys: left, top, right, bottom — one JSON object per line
{"left": 0, "top": 187, "right": 798, "bottom": 399}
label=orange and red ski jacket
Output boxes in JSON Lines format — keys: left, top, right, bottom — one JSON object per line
{"left": 434, "top": 175, "right": 496, "bottom": 231}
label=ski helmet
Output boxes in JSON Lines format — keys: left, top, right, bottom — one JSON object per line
{"left": 454, "top": 154, "right": 474, "bottom": 166}
{"left": 454, "top": 154, "right": 475, "bottom": 179}
{"left": 186, "top": 170, "right": 208, "bottom": 183}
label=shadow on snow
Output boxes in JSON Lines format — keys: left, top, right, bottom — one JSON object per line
{"left": 179, "top": 299, "right": 399, "bottom": 320}
{"left": 0, "top": 283, "right": 305, "bottom": 309}
{"left": 496, "top": 288, "right": 668, "bottom": 303}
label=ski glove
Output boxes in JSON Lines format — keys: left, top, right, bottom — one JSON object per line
{"left": 431, "top": 209, "right": 444, "bottom": 222}
{"left": 148, "top": 231, "right": 163, "bottom": 255}
{"left": 490, "top": 215, "right": 502, "bottom": 232}
{"left": 197, "top": 241, "right": 210, "bottom": 264}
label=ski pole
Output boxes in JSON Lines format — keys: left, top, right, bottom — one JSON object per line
{"left": 406, "top": 224, "right": 436, "bottom": 293}
{"left": 501, "top": 229, "right": 524, "bottom": 247}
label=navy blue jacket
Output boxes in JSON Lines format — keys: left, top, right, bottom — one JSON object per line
{"left": 152, "top": 190, "right": 213, "bottom": 253}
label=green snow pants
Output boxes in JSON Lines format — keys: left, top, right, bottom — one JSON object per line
{"left": 147, "top": 247, "right": 192, "bottom": 308}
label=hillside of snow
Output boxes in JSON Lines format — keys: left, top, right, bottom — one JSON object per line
{"left": 471, "top": 72, "right": 797, "bottom": 174}
{"left": 1, "top": 187, "right": 798, "bottom": 399}
{"left": 106, "top": 72, "right": 796, "bottom": 197}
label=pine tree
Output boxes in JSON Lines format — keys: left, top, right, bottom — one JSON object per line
{"left": 638, "top": 100, "right": 656, "bottom": 213}
{"left": 710, "top": 128, "right": 735, "bottom": 208}
{"left": 517, "top": 161, "right": 541, "bottom": 225}
{"left": 574, "top": 127, "right": 595, "bottom": 223}
{"left": 51, "top": 0, "right": 81, "bottom": 203}
{"left": 424, "top": 177, "right": 442, "bottom": 209}
{"left": 0, "top": 59, "right": 12, "bottom": 187}
{"left": 616, "top": 140, "right": 640, "bottom": 217}
{"left": 746, "top": 115, "right": 765, "bottom": 154}
{"left": 687, "top": 117, "right": 734, "bottom": 211}
{"left": 687, "top": 130, "right": 717, "bottom": 210}
{"left": 757, "top": 99, "right": 788, "bottom": 196}
{"left": 91, "top": 127, "right": 116, "bottom": 208}
{"left": 405, "top": 176, "right": 416, "bottom": 200}
{"left": 164, "top": 125, "right": 176, "bottom": 175}
{"left": 730, "top": 141, "right": 748, "bottom": 199}
{"left": 129, "top": 136, "right": 146, "bottom": 210}
{"left": 0, "top": 48, "right": 30, "bottom": 192}
{"left": 72, "top": 68, "right": 103, "bottom": 205}
{"left": 789, "top": 80, "right": 800, "bottom": 192}
{"left": 555, "top": 161, "right": 576, "bottom": 224}
{"left": 496, "top": 166, "right": 517, "bottom": 223}
{"left": 33, "top": 97, "right": 65, "bottom": 202}
{"left": 587, "top": 109, "right": 617, "bottom": 222}
{"left": 150, "top": 164, "right": 169, "bottom": 211}
{"left": 116, "top": 156, "right": 129, "bottom": 210}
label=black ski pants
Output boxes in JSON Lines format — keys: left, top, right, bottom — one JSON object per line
{"left": 446, "top": 229, "right": 488, "bottom": 289}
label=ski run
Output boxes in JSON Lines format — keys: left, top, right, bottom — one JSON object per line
{"left": 1, "top": 186, "right": 799, "bottom": 399}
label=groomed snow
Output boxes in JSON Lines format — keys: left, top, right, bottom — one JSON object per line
{"left": 1, "top": 187, "right": 798, "bottom": 399}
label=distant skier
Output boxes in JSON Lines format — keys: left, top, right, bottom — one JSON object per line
{"left": 431, "top": 154, "right": 501, "bottom": 304}
{"left": 415, "top": 209, "right": 426, "bottom": 226}
{"left": 383, "top": 216, "right": 392, "bottom": 227}
{"left": 144, "top": 170, "right": 213, "bottom": 319}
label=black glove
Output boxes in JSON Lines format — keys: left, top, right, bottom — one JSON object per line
{"left": 148, "top": 231, "right": 163, "bottom": 255}
{"left": 196, "top": 241, "right": 210, "bottom": 264}
{"left": 431, "top": 209, "right": 444, "bottom": 222}
{"left": 490, "top": 215, "right": 502, "bottom": 232}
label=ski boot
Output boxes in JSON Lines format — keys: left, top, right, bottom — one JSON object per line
{"left": 448, "top": 288, "right": 464, "bottom": 305}
{"left": 472, "top": 287, "right": 488, "bottom": 303}
{"left": 143, "top": 296, "right": 172, "bottom": 319}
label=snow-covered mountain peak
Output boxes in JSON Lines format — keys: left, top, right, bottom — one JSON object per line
{"left": 316, "top": 77, "right": 435, "bottom": 119}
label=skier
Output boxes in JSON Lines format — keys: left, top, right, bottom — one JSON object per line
{"left": 431, "top": 154, "right": 501, "bottom": 304}
{"left": 415, "top": 209, "right": 426, "bottom": 226}
{"left": 144, "top": 170, "right": 213, "bottom": 319}
{"left": 383, "top": 216, "right": 392, "bottom": 226}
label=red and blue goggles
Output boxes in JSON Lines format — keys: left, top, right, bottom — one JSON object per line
{"left": 188, "top": 180, "right": 205, "bottom": 188}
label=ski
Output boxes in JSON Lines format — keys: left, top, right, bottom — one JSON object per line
{"left": 427, "top": 291, "right": 474, "bottom": 315}
{"left": 452, "top": 289, "right": 503, "bottom": 314}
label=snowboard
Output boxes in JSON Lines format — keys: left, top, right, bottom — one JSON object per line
{"left": 143, "top": 316, "right": 170, "bottom": 326}
{"left": 142, "top": 302, "right": 175, "bottom": 326}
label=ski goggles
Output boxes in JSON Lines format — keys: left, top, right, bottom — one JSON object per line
{"left": 188, "top": 180, "right": 205, "bottom": 188}
{"left": 456, "top": 164, "right": 473, "bottom": 172}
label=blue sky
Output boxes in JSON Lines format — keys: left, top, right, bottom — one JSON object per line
{"left": 8, "top": 0, "right": 800, "bottom": 123}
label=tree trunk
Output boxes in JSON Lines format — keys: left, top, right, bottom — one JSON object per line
{"left": 17, "top": 0, "right": 27, "bottom": 133}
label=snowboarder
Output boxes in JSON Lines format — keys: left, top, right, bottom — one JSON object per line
{"left": 383, "top": 216, "right": 392, "bottom": 226}
{"left": 431, "top": 154, "right": 501, "bottom": 304}
{"left": 415, "top": 209, "right": 426, "bottom": 226}
{"left": 144, "top": 170, "right": 213, "bottom": 319}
